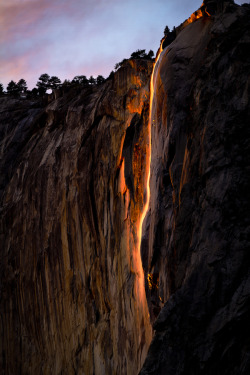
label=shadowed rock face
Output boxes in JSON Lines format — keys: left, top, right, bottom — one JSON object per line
{"left": 0, "top": 59, "right": 153, "bottom": 375}
{"left": 140, "top": 3, "right": 250, "bottom": 375}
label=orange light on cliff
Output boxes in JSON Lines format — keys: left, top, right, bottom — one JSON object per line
{"left": 147, "top": 273, "right": 159, "bottom": 291}
{"left": 186, "top": 9, "right": 203, "bottom": 24}
{"left": 184, "top": 3, "right": 211, "bottom": 26}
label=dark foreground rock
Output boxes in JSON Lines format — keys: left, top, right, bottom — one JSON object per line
{"left": 140, "top": 3, "right": 250, "bottom": 374}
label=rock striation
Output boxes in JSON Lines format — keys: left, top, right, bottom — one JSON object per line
{"left": 140, "top": 2, "right": 250, "bottom": 374}
{"left": 0, "top": 59, "right": 153, "bottom": 374}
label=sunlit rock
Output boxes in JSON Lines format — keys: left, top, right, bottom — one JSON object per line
{"left": 0, "top": 59, "right": 153, "bottom": 375}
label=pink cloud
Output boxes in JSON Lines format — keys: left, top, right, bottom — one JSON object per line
{"left": 0, "top": 1, "right": 95, "bottom": 44}
{"left": 0, "top": 47, "right": 49, "bottom": 88}
{"left": 0, "top": 0, "right": 120, "bottom": 87}
{"left": 0, "top": 1, "right": 49, "bottom": 42}
{"left": 1, "top": 0, "right": 219, "bottom": 90}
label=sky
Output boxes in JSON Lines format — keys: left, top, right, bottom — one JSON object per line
{"left": 0, "top": 0, "right": 247, "bottom": 90}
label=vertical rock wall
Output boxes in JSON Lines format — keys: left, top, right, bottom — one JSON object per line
{"left": 0, "top": 60, "right": 153, "bottom": 374}
{"left": 141, "top": 4, "right": 250, "bottom": 374}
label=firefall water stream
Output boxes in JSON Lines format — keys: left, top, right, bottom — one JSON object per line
{"left": 138, "top": 41, "right": 164, "bottom": 294}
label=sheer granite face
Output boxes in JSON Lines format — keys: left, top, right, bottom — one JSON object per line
{"left": 0, "top": 59, "right": 153, "bottom": 375}
{"left": 141, "top": 3, "right": 250, "bottom": 374}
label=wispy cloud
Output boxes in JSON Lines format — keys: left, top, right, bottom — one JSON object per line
{"left": 0, "top": 0, "right": 120, "bottom": 87}
{"left": 1, "top": 0, "right": 246, "bottom": 90}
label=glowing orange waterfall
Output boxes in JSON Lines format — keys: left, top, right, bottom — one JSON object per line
{"left": 135, "top": 42, "right": 165, "bottom": 305}
{"left": 139, "top": 43, "right": 164, "bottom": 256}
{"left": 142, "top": 41, "right": 164, "bottom": 228}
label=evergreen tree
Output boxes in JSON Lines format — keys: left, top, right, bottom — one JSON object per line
{"left": 72, "top": 75, "right": 89, "bottom": 86}
{"left": 7, "top": 80, "right": 19, "bottom": 96}
{"left": 31, "top": 88, "right": 39, "bottom": 97}
{"left": 0, "top": 83, "right": 4, "bottom": 95}
{"left": 49, "top": 76, "right": 61, "bottom": 89}
{"left": 88, "top": 76, "right": 96, "bottom": 85}
{"left": 36, "top": 73, "right": 50, "bottom": 95}
{"left": 164, "top": 25, "right": 170, "bottom": 36}
{"left": 96, "top": 75, "right": 105, "bottom": 85}
{"left": 147, "top": 50, "right": 154, "bottom": 59}
{"left": 17, "top": 79, "right": 27, "bottom": 93}
{"left": 62, "top": 79, "right": 71, "bottom": 87}
{"left": 130, "top": 49, "right": 147, "bottom": 59}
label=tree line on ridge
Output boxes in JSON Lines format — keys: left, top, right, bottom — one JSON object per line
{"left": 1, "top": 27, "right": 176, "bottom": 99}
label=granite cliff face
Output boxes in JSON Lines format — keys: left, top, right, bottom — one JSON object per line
{"left": 141, "top": 2, "right": 250, "bottom": 374}
{"left": 1, "top": 2, "right": 250, "bottom": 375}
{"left": 0, "top": 60, "right": 153, "bottom": 374}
